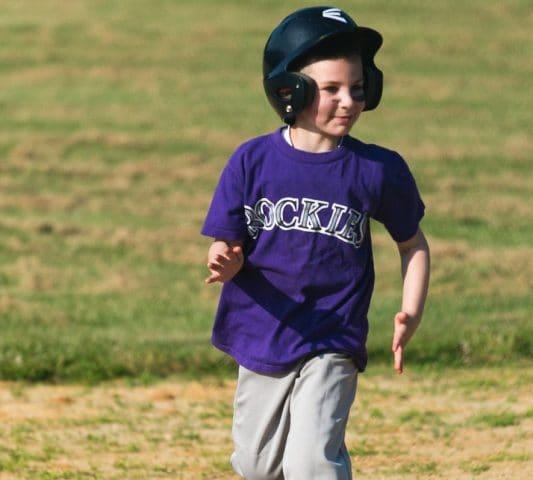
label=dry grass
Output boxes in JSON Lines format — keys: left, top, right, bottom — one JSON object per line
{"left": 0, "top": 366, "right": 531, "bottom": 479}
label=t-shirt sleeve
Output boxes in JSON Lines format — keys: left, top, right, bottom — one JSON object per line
{"left": 373, "top": 153, "right": 425, "bottom": 243}
{"left": 201, "top": 155, "right": 248, "bottom": 241}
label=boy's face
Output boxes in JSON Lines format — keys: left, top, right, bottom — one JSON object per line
{"left": 297, "top": 56, "right": 365, "bottom": 140}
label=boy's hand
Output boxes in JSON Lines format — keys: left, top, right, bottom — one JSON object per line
{"left": 391, "top": 311, "right": 418, "bottom": 374}
{"left": 205, "top": 241, "right": 244, "bottom": 284}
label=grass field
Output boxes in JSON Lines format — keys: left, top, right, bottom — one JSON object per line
{"left": 0, "top": 0, "right": 532, "bottom": 477}
{"left": 0, "top": 0, "right": 531, "bottom": 381}
{"left": 0, "top": 366, "right": 532, "bottom": 479}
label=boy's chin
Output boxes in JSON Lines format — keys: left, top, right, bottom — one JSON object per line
{"left": 328, "top": 124, "right": 354, "bottom": 137}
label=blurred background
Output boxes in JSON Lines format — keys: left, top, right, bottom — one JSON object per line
{"left": 0, "top": 0, "right": 531, "bottom": 382}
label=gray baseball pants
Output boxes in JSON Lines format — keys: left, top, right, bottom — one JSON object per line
{"left": 230, "top": 352, "right": 358, "bottom": 480}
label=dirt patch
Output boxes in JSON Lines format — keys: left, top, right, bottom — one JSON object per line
{"left": 0, "top": 366, "right": 531, "bottom": 479}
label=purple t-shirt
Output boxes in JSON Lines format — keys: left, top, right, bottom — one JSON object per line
{"left": 202, "top": 128, "right": 424, "bottom": 374}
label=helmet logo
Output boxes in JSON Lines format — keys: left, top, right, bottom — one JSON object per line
{"left": 322, "top": 8, "right": 348, "bottom": 24}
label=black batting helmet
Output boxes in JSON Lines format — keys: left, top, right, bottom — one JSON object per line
{"left": 263, "top": 6, "right": 383, "bottom": 124}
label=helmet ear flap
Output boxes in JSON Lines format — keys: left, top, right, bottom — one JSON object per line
{"left": 263, "top": 72, "right": 315, "bottom": 125}
{"left": 362, "top": 64, "right": 383, "bottom": 111}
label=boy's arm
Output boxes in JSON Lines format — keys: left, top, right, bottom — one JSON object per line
{"left": 392, "top": 228, "right": 430, "bottom": 373}
{"left": 205, "top": 239, "right": 244, "bottom": 284}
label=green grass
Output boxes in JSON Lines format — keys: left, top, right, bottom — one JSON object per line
{"left": 0, "top": 0, "right": 532, "bottom": 382}
{"left": 471, "top": 411, "right": 522, "bottom": 428}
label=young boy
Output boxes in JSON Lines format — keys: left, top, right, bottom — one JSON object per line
{"left": 202, "top": 6, "right": 430, "bottom": 479}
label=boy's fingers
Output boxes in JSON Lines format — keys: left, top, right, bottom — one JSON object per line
{"left": 205, "top": 273, "right": 219, "bottom": 284}
{"left": 208, "top": 254, "right": 232, "bottom": 268}
{"left": 207, "top": 261, "right": 223, "bottom": 271}
{"left": 394, "top": 345, "right": 403, "bottom": 374}
{"left": 215, "top": 251, "right": 242, "bottom": 264}
{"left": 392, "top": 312, "right": 409, "bottom": 373}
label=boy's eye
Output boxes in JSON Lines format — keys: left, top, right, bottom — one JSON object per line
{"left": 322, "top": 85, "right": 365, "bottom": 95}
{"left": 324, "top": 86, "right": 338, "bottom": 93}
{"left": 351, "top": 85, "right": 365, "bottom": 98}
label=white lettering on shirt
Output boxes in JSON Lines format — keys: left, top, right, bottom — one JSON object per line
{"left": 244, "top": 197, "right": 367, "bottom": 248}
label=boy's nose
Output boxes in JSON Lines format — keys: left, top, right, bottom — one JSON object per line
{"left": 339, "top": 89, "right": 355, "bottom": 108}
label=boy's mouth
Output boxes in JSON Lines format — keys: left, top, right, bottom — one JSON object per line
{"left": 335, "top": 115, "right": 354, "bottom": 125}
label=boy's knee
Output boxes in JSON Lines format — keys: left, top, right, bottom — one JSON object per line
{"left": 283, "top": 445, "right": 352, "bottom": 480}
{"left": 231, "top": 450, "right": 283, "bottom": 480}
{"left": 282, "top": 448, "right": 317, "bottom": 479}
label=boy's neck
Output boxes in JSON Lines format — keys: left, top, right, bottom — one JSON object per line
{"left": 287, "top": 126, "right": 343, "bottom": 153}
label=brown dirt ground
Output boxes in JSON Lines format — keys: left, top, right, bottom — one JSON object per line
{"left": 0, "top": 366, "right": 531, "bottom": 479}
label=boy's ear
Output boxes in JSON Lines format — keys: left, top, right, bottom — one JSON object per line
{"left": 263, "top": 72, "right": 316, "bottom": 124}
